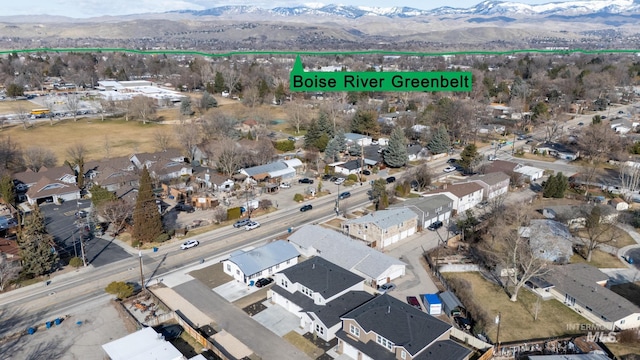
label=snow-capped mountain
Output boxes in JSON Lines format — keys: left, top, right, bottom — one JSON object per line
{"left": 175, "top": 0, "right": 640, "bottom": 19}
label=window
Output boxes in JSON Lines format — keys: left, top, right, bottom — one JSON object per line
{"left": 281, "top": 279, "right": 288, "bottom": 287}
{"left": 236, "top": 270, "right": 240, "bottom": 275}
{"left": 226, "top": 264, "right": 231, "bottom": 271}
{"left": 286, "top": 259, "right": 291, "bottom": 265}
{"left": 401, "top": 350, "right": 406, "bottom": 359}
{"left": 349, "top": 324, "right": 360, "bottom": 337}
{"left": 276, "top": 263, "right": 280, "bottom": 269}
{"left": 620, "top": 319, "right": 625, "bottom": 324}
{"left": 315, "top": 324, "right": 324, "bottom": 335}
{"left": 376, "top": 334, "right": 394, "bottom": 350}
{"left": 301, "top": 286, "right": 313, "bottom": 298}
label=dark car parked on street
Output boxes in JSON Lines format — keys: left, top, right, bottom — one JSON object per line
{"left": 338, "top": 192, "right": 351, "bottom": 199}
{"left": 300, "top": 204, "right": 313, "bottom": 212}
{"left": 233, "top": 218, "right": 251, "bottom": 228}
{"left": 175, "top": 204, "right": 195, "bottom": 213}
{"left": 298, "top": 178, "right": 314, "bottom": 184}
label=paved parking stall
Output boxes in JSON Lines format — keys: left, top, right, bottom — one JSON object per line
{"left": 251, "top": 301, "right": 301, "bottom": 337}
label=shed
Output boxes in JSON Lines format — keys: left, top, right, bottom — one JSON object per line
{"left": 610, "top": 198, "right": 629, "bottom": 211}
{"left": 438, "top": 291, "right": 464, "bottom": 317}
{"left": 422, "top": 293, "right": 442, "bottom": 315}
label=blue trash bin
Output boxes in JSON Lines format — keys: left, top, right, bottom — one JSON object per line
{"left": 153, "top": 247, "right": 158, "bottom": 252}
{"left": 249, "top": 280, "right": 255, "bottom": 286}
{"left": 288, "top": 227, "right": 293, "bottom": 233}
{"left": 55, "top": 318, "right": 62, "bottom": 326}
{"left": 27, "top": 327, "right": 36, "bottom": 335}
{"left": 46, "top": 322, "right": 52, "bottom": 329}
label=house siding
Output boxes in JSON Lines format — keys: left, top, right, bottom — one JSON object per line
{"left": 344, "top": 218, "right": 417, "bottom": 250}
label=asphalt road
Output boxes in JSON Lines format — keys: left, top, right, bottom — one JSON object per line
{"left": 39, "top": 200, "right": 130, "bottom": 266}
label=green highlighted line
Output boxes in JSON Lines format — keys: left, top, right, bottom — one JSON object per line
{"left": 0, "top": 47, "right": 639, "bottom": 57}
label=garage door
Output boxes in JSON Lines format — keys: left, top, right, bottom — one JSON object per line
{"left": 407, "top": 227, "right": 416, "bottom": 237}
{"left": 383, "top": 234, "right": 399, "bottom": 247}
{"left": 342, "top": 341, "right": 359, "bottom": 359}
{"left": 383, "top": 266, "right": 406, "bottom": 281}
{"left": 400, "top": 230, "right": 408, "bottom": 240}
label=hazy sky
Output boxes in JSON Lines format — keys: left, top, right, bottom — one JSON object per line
{"left": 4, "top": 0, "right": 562, "bottom": 18}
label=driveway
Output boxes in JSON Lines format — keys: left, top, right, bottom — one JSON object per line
{"left": 213, "top": 280, "right": 264, "bottom": 302}
{"left": 252, "top": 302, "right": 301, "bottom": 337}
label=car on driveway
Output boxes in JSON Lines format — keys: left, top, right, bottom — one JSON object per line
{"left": 443, "top": 166, "right": 457, "bottom": 173}
{"left": 386, "top": 176, "right": 396, "bottom": 183}
{"left": 578, "top": 122, "right": 584, "bottom": 126}
{"left": 406, "top": 296, "right": 422, "bottom": 310}
{"left": 476, "top": 200, "right": 489, "bottom": 209}
{"left": 180, "top": 239, "right": 199, "bottom": 250}
{"left": 334, "top": 177, "right": 345, "bottom": 185}
{"left": 279, "top": 182, "right": 291, "bottom": 189}
{"left": 360, "top": 169, "right": 371, "bottom": 176}
{"left": 298, "top": 178, "right": 314, "bottom": 184}
{"left": 233, "top": 218, "right": 251, "bottom": 228}
{"left": 378, "top": 283, "right": 396, "bottom": 294}
{"left": 255, "top": 278, "right": 274, "bottom": 287}
{"left": 427, "top": 221, "right": 443, "bottom": 231}
{"left": 245, "top": 221, "right": 261, "bottom": 231}
{"left": 175, "top": 203, "right": 195, "bottom": 213}
{"left": 447, "top": 158, "right": 457, "bottom": 164}
{"left": 300, "top": 204, "right": 313, "bottom": 212}
{"left": 322, "top": 174, "right": 332, "bottom": 181}
{"left": 338, "top": 192, "right": 351, "bottom": 199}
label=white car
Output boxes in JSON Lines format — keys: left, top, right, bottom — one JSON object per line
{"left": 180, "top": 240, "right": 199, "bottom": 250}
{"left": 443, "top": 166, "right": 457, "bottom": 173}
{"left": 279, "top": 182, "right": 291, "bottom": 189}
{"left": 334, "top": 178, "right": 345, "bottom": 185}
{"left": 245, "top": 221, "right": 261, "bottom": 231}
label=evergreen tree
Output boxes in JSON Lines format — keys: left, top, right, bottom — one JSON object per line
{"left": 257, "top": 78, "right": 270, "bottom": 103}
{"left": 180, "top": 97, "right": 193, "bottom": 115}
{"left": 0, "top": 174, "right": 15, "bottom": 207}
{"left": 348, "top": 142, "right": 362, "bottom": 156}
{"left": 427, "top": 125, "right": 451, "bottom": 155}
{"left": 334, "top": 129, "right": 347, "bottom": 153}
{"left": 133, "top": 167, "right": 164, "bottom": 244}
{"left": 304, "top": 120, "right": 321, "bottom": 150}
{"left": 554, "top": 172, "right": 568, "bottom": 198}
{"left": 214, "top": 71, "right": 225, "bottom": 93}
{"left": 304, "top": 113, "right": 333, "bottom": 151}
{"left": 350, "top": 109, "right": 379, "bottom": 136}
{"left": 17, "top": 206, "right": 58, "bottom": 277}
{"left": 384, "top": 127, "right": 408, "bottom": 168}
{"left": 274, "top": 83, "right": 286, "bottom": 105}
{"left": 324, "top": 137, "right": 341, "bottom": 162}
{"left": 371, "top": 179, "right": 388, "bottom": 210}
{"left": 200, "top": 91, "right": 217, "bottom": 110}
{"left": 316, "top": 112, "right": 334, "bottom": 139}
{"left": 458, "top": 144, "right": 480, "bottom": 173}
{"left": 89, "top": 184, "right": 116, "bottom": 207}
{"left": 543, "top": 175, "right": 558, "bottom": 198}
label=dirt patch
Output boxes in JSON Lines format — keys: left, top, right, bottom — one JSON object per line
{"left": 302, "top": 332, "right": 337, "bottom": 352}
{"left": 189, "top": 263, "right": 233, "bottom": 289}
{"left": 242, "top": 300, "right": 268, "bottom": 316}
{"left": 283, "top": 331, "right": 323, "bottom": 359}
{"left": 233, "top": 287, "right": 269, "bottom": 309}
{"left": 322, "top": 218, "right": 343, "bottom": 230}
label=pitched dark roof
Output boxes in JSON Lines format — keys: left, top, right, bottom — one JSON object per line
{"left": 464, "top": 172, "right": 510, "bottom": 187}
{"left": 337, "top": 159, "right": 363, "bottom": 171}
{"left": 305, "top": 291, "right": 374, "bottom": 328}
{"left": 414, "top": 340, "right": 471, "bottom": 360}
{"left": 483, "top": 160, "right": 518, "bottom": 174}
{"left": 341, "top": 294, "right": 451, "bottom": 356}
{"left": 279, "top": 257, "right": 364, "bottom": 299}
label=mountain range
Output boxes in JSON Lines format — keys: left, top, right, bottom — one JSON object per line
{"left": 173, "top": 0, "right": 640, "bottom": 19}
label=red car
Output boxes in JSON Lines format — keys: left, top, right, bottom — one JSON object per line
{"left": 406, "top": 296, "right": 422, "bottom": 310}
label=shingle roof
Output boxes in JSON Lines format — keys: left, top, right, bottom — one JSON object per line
{"left": 344, "top": 208, "right": 417, "bottom": 230}
{"left": 226, "top": 240, "right": 299, "bottom": 276}
{"left": 241, "top": 161, "right": 288, "bottom": 177}
{"left": 341, "top": 294, "right": 452, "bottom": 356}
{"left": 484, "top": 160, "right": 518, "bottom": 174}
{"left": 390, "top": 195, "right": 454, "bottom": 217}
{"left": 287, "top": 225, "right": 405, "bottom": 280}
{"left": 279, "top": 257, "right": 364, "bottom": 299}
{"left": 337, "top": 159, "right": 363, "bottom": 171}
{"left": 26, "top": 176, "right": 79, "bottom": 199}
{"left": 306, "top": 291, "right": 374, "bottom": 328}
{"left": 414, "top": 340, "right": 471, "bottom": 360}
{"left": 464, "top": 172, "right": 510, "bottom": 186}
{"left": 543, "top": 263, "right": 640, "bottom": 321}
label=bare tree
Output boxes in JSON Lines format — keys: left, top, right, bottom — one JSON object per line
{"left": 23, "top": 146, "right": 57, "bottom": 172}
{"left": 99, "top": 199, "right": 133, "bottom": 236}
{"left": 576, "top": 206, "right": 620, "bottom": 262}
{"left": 543, "top": 116, "right": 562, "bottom": 143}
{"left": 285, "top": 101, "right": 310, "bottom": 135}
{"left": 44, "top": 97, "right": 56, "bottom": 126}
{"left": 407, "top": 163, "right": 432, "bottom": 191}
{"left": 65, "top": 93, "right": 80, "bottom": 122}
{"left": 241, "top": 86, "right": 261, "bottom": 108}
{"left": 176, "top": 124, "right": 201, "bottom": 162}
{"left": 0, "top": 257, "right": 19, "bottom": 291}
{"left": 217, "top": 138, "right": 243, "bottom": 176}
{"left": 15, "top": 103, "right": 30, "bottom": 130}
{"left": 65, "top": 143, "right": 88, "bottom": 189}
{"left": 153, "top": 129, "right": 173, "bottom": 152}
{"left": 201, "top": 112, "right": 237, "bottom": 139}
{"left": 619, "top": 161, "right": 640, "bottom": 201}
{"left": 98, "top": 96, "right": 115, "bottom": 121}
{"left": 222, "top": 67, "right": 241, "bottom": 96}
{"left": 130, "top": 96, "right": 157, "bottom": 124}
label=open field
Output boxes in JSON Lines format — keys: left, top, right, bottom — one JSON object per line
{"left": 0, "top": 99, "right": 38, "bottom": 114}
{"left": 442, "top": 272, "right": 591, "bottom": 342}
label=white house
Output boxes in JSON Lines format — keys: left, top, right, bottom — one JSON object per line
{"left": 269, "top": 256, "right": 373, "bottom": 342}
{"left": 423, "top": 182, "right": 484, "bottom": 213}
{"left": 334, "top": 159, "right": 363, "bottom": 175}
{"left": 342, "top": 208, "right": 418, "bottom": 250}
{"left": 222, "top": 240, "right": 299, "bottom": 284}
{"left": 344, "top": 133, "right": 372, "bottom": 147}
{"left": 102, "top": 327, "right": 185, "bottom": 360}
{"left": 460, "top": 172, "right": 510, "bottom": 200}
{"left": 288, "top": 225, "right": 406, "bottom": 288}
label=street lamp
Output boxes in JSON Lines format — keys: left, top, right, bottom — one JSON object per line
{"left": 335, "top": 181, "right": 341, "bottom": 216}
{"left": 139, "top": 251, "right": 145, "bottom": 291}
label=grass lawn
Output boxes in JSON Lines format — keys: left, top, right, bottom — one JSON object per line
{"left": 282, "top": 331, "right": 323, "bottom": 358}
{"left": 605, "top": 343, "right": 640, "bottom": 358}
{"left": 0, "top": 99, "right": 36, "bottom": 113}
{"left": 515, "top": 153, "right": 558, "bottom": 162}
{"left": 573, "top": 228, "right": 637, "bottom": 249}
{"left": 442, "top": 272, "right": 591, "bottom": 342}
{"left": 570, "top": 250, "right": 627, "bottom": 268}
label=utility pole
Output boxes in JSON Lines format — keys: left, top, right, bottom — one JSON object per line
{"left": 495, "top": 312, "right": 502, "bottom": 355}
{"left": 139, "top": 251, "right": 145, "bottom": 290}
{"left": 71, "top": 231, "right": 77, "bottom": 258}
{"left": 79, "top": 234, "right": 87, "bottom": 267}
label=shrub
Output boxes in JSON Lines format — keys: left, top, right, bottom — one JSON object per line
{"left": 274, "top": 140, "right": 295, "bottom": 152}
{"left": 131, "top": 240, "right": 141, "bottom": 248}
{"left": 105, "top": 281, "right": 134, "bottom": 299}
{"left": 155, "top": 233, "right": 170, "bottom": 242}
{"left": 258, "top": 199, "right": 273, "bottom": 210}
{"left": 68, "top": 257, "right": 83, "bottom": 268}
{"left": 344, "top": 180, "right": 356, "bottom": 187}
{"left": 227, "top": 207, "right": 242, "bottom": 220}
{"left": 293, "top": 193, "right": 304, "bottom": 202}
{"left": 347, "top": 174, "right": 358, "bottom": 181}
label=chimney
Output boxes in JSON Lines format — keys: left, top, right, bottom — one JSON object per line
{"left": 312, "top": 263, "right": 315, "bottom": 269}
{"left": 387, "top": 306, "right": 390, "bottom": 314}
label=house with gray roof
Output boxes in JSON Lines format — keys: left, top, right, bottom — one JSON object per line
{"left": 422, "top": 182, "right": 484, "bottom": 213}
{"left": 389, "top": 195, "right": 454, "bottom": 230}
{"left": 239, "top": 160, "right": 296, "bottom": 182}
{"left": 288, "top": 225, "right": 406, "bottom": 287}
{"left": 344, "top": 133, "right": 372, "bottom": 147}
{"left": 342, "top": 208, "right": 418, "bottom": 250}
{"left": 519, "top": 219, "right": 574, "bottom": 264}
{"left": 14, "top": 166, "right": 80, "bottom": 205}
{"left": 269, "top": 256, "right": 373, "bottom": 342}
{"left": 459, "top": 172, "right": 510, "bottom": 200}
{"left": 542, "top": 204, "right": 618, "bottom": 230}
{"left": 334, "top": 159, "right": 364, "bottom": 175}
{"left": 541, "top": 263, "right": 640, "bottom": 330}
{"left": 337, "top": 294, "right": 472, "bottom": 360}
{"left": 222, "top": 240, "right": 299, "bottom": 284}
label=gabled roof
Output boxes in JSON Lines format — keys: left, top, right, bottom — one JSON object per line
{"left": 543, "top": 263, "right": 640, "bottom": 322}
{"left": 345, "top": 133, "right": 370, "bottom": 141}
{"left": 287, "top": 225, "right": 406, "bottom": 280}
{"left": 306, "top": 291, "right": 374, "bottom": 328}
{"left": 483, "top": 160, "right": 518, "bottom": 174}
{"left": 279, "top": 257, "right": 364, "bottom": 299}
{"left": 344, "top": 208, "right": 417, "bottom": 230}
{"left": 337, "top": 159, "right": 363, "bottom": 171}
{"left": 226, "top": 240, "right": 299, "bottom": 276}
{"left": 14, "top": 165, "right": 76, "bottom": 186}
{"left": 463, "top": 172, "right": 510, "bottom": 187}
{"left": 390, "top": 195, "right": 454, "bottom": 216}
{"left": 241, "top": 161, "right": 288, "bottom": 177}
{"left": 26, "top": 176, "right": 79, "bottom": 199}
{"left": 340, "top": 294, "right": 452, "bottom": 357}
{"left": 426, "top": 182, "right": 483, "bottom": 199}
{"left": 150, "top": 159, "right": 191, "bottom": 176}
{"left": 414, "top": 340, "right": 472, "bottom": 360}
{"left": 131, "top": 149, "right": 184, "bottom": 168}
{"left": 407, "top": 144, "right": 423, "bottom": 155}
{"left": 92, "top": 166, "right": 138, "bottom": 186}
